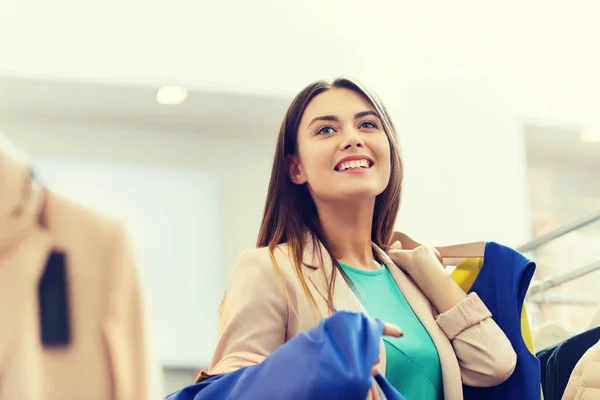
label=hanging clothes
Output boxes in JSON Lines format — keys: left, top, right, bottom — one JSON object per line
{"left": 166, "top": 311, "right": 406, "bottom": 400}
{"left": 451, "top": 254, "right": 535, "bottom": 354}
{"left": 545, "top": 327, "right": 600, "bottom": 400}
{"left": 449, "top": 242, "right": 540, "bottom": 400}
{"left": 562, "top": 338, "right": 600, "bottom": 399}
{"left": 536, "top": 343, "right": 560, "bottom": 398}
{"left": 0, "top": 139, "right": 157, "bottom": 399}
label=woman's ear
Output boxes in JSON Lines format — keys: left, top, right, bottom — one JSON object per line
{"left": 286, "top": 155, "right": 307, "bottom": 185}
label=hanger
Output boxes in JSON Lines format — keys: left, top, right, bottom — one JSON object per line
{"left": 39, "top": 251, "right": 71, "bottom": 347}
{"left": 390, "top": 231, "right": 486, "bottom": 259}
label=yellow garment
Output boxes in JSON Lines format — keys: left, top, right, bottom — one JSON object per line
{"left": 450, "top": 257, "right": 534, "bottom": 354}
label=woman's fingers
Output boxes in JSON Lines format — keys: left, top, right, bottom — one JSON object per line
{"left": 389, "top": 240, "right": 403, "bottom": 250}
{"left": 371, "top": 364, "right": 380, "bottom": 376}
{"left": 373, "top": 321, "right": 403, "bottom": 376}
{"left": 371, "top": 355, "right": 381, "bottom": 376}
{"left": 382, "top": 322, "right": 403, "bottom": 338}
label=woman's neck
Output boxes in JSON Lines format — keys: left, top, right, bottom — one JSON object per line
{"left": 316, "top": 198, "right": 380, "bottom": 271}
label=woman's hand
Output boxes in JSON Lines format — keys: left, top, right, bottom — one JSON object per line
{"left": 387, "top": 240, "right": 468, "bottom": 314}
{"left": 371, "top": 322, "right": 403, "bottom": 376}
{"left": 387, "top": 240, "right": 443, "bottom": 277}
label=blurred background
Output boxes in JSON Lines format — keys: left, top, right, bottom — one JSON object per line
{"left": 1, "top": 0, "right": 599, "bottom": 395}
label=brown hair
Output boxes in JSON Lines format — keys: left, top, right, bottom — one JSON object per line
{"left": 256, "top": 77, "right": 404, "bottom": 316}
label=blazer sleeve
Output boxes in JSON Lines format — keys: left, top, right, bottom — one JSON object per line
{"left": 103, "top": 223, "right": 158, "bottom": 400}
{"left": 435, "top": 292, "right": 517, "bottom": 387}
{"left": 208, "top": 249, "right": 289, "bottom": 375}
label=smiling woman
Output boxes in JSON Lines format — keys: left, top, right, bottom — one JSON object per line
{"left": 289, "top": 89, "right": 393, "bottom": 205}
{"left": 207, "top": 78, "right": 516, "bottom": 400}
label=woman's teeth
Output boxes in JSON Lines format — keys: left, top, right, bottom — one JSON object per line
{"left": 337, "top": 159, "right": 370, "bottom": 171}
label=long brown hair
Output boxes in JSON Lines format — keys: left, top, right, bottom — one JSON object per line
{"left": 256, "top": 77, "right": 404, "bottom": 316}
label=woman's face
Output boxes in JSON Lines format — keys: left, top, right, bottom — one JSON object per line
{"left": 289, "top": 87, "right": 391, "bottom": 203}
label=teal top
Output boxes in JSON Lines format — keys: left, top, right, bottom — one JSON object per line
{"left": 339, "top": 262, "right": 444, "bottom": 400}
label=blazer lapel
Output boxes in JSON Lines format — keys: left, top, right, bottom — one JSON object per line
{"left": 301, "top": 237, "right": 388, "bottom": 376}
{"left": 373, "top": 244, "right": 463, "bottom": 400}
{"left": 301, "top": 236, "right": 365, "bottom": 315}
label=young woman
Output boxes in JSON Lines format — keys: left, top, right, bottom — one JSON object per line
{"left": 209, "top": 78, "right": 517, "bottom": 399}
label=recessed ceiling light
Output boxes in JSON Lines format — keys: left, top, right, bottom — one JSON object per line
{"left": 156, "top": 86, "right": 189, "bottom": 105}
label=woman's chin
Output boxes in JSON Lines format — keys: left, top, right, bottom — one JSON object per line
{"left": 331, "top": 187, "right": 385, "bottom": 201}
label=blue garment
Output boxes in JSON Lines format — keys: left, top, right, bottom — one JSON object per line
{"left": 462, "top": 242, "right": 540, "bottom": 400}
{"left": 165, "top": 311, "right": 406, "bottom": 400}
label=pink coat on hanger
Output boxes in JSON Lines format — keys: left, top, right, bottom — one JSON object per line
{"left": 562, "top": 339, "right": 600, "bottom": 399}
{"left": 0, "top": 137, "right": 156, "bottom": 399}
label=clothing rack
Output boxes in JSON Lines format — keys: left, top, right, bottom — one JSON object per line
{"left": 520, "top": 209, "right": 600, "bottom": 302}
{"left": 528, "top": 293, "right": 600, "bottom": 306}
{"left": 517, "top": 209, "right": 600, "bottom": 253}
{"left": 528, "top": 260, "right": 600, "bottom": 297}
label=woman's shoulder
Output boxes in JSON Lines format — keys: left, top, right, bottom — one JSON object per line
{"left": 231, "top": 243, "right": 299, "bottom": 280}
{"left": 234, "top": 243, "right": 294, "bottom": 264}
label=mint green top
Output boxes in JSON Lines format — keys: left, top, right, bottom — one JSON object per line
{"left": 339, "top": 262, "right": 444, "bottom": 400}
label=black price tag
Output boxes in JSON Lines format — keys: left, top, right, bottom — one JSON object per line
{"left": 38, "top": 251, "right": 71, "bottom": 347}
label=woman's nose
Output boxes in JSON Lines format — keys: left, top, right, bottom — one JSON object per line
{"left": 340, "top": 129, "right": 364, "bottom": 150}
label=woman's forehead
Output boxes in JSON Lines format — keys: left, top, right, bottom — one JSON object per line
{"left": 299, "top": 88, "right": 375, "bottom": 128}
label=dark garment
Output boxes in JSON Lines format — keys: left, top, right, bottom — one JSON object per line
{"left": 546, "top": 345, "right": 559, "bottom": 400}
{"left": 546, "top": 327, "right": 600, "bottom": 400}
{"left": 461, "top": 242, "right": 540, "bottom": 400}
{"left": 535, "top": 343, "right": 559, "bottom": 399}
{"left": 165, "top": 311, "right": 406, "bottom": 400}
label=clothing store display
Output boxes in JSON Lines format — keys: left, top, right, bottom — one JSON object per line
{"left": 449, "top": 242, "right": 540, "bottom": 400}
{"left": 0, "top": 138, "right": 156, "bottom": 399}
{"left": 544, "top": 327, "right": 600, "bottom": 400}
{"left": 340, "top": 262, "right": 443, "bottom": 399}
{"left": 167, "top": 311, "right": 406, "bottom": 400}
{"left": 209, "top": 239, "right": 515, "bottom": 399}
{"left": 563, "top": 339, "right": 600, "bottom": 399}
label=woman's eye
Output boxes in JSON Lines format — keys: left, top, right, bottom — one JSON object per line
{"left": 317, "top": 126, "right": 335, "bottom": 135}
{"left": 359, "top": 120, "right": 378, "bottom": 129}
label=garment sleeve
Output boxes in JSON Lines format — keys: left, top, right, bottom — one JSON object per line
{"left": 435, "top": 292, "right": 517, "bottom": 387}
{"left": 208, "top": 249, "right": 290, "bottom": 375}
{"left": 103, "top": 223, "right": 159, "bottom": 400}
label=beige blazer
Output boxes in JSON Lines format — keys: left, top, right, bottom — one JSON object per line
{"left": 0, "top": 146, "right": 154, "bottom": 399}
{"left": 210, "top": 238, "right": 517, "bottom": 399}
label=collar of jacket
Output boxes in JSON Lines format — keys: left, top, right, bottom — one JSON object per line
{"left": 0, "top": 142, "right": 44, "bottom": 257}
